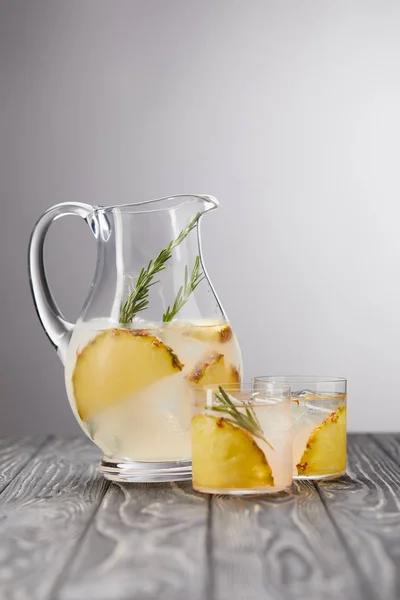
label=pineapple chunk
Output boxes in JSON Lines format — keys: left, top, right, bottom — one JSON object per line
{"left": 187, "top": 351, "right": 240, "bottom": 387}
{"left": 191, "top": 414, "right": 273, "bottom": 489}
{"left": 185, "top": 324, "right": 233, "bottom": 344}
{"left": 297, "top": 405, "right": 346, "bottom": 477}
{"left": 73, "top": 328, "right": 183, "bottom": 421}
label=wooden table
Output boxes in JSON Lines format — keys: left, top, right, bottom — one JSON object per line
{"left": 0, "top": 435, "right": 399, "bottom": 600}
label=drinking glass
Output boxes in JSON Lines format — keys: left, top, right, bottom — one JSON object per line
{"left": 253, "top": 377, "right": 347, "bottom": 480}
{"left": 191, "top": 383, "right": 292, "bottom": 495}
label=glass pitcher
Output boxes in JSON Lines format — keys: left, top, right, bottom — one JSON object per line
{"left": 28, "top": 195, "right": 242, "bottom": 482}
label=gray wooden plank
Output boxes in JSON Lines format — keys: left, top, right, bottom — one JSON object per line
{"left": 0, "top": 436, "right": 108, "bottom": 600}
{"left": 0, "top": 436, "right": 48, "bottom": 494}
{"left": 317, "top": 433, "right": 400, "bottom": 600}
{"left": 211, "top": 480, "right": 363, "bottom": 600}
{"left": 371, "top": 433, "right": 400, "bottom": 464}
{"left": 58, "top": 481, "right": 209, "bottom": 600}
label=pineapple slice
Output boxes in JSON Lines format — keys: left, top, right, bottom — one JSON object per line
{"left": 191, "top": 414, "right": 273, "bottom": 489}
{"left": 297, "top": 405, "right": 346, "bottom": 477}
{"left": 185, "top": 324, "right": 233, "bottom": 344}
{"left": 73, "top": 328, "right": 183, "bottom": 421}
{"left": 187, "top": 351, "right": 240, "bottom": 387}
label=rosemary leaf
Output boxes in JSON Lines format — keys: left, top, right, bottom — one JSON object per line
{"left": 119, "top": 212, "right": 200, "bottom": 323}
{"left": 213, "top": 386, "right": 275, "bottom": 450}
{"left": 162, "top": 256, "right": 205, "bottom": 322}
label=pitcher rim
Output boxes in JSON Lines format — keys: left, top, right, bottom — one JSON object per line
{"left": 95, "top": 193, "right": 220, "bottom": 214}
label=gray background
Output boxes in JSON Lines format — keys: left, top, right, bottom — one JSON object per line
{"left": 1, "top": 0, "right": 399, "bottom": 434}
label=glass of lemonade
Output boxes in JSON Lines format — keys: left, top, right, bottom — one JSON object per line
{"left": 191, "top": 383, "right": 293, "bottom": 495}
{"left": 254, "top": 377, "right": 347, "bottom": 480}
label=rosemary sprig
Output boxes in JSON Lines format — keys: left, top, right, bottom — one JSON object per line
{"left": 119, "top": 212, "right": 200, "bottom": 323}
{"left": 212, "top": 386, "right": 275, "bottom": 450}
{"left": 162, "top": 256, "right": 204, "bottom": 322}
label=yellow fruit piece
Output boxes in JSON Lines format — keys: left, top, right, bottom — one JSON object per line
{"left": 185, "top": 324, "right": 233, "bottom": 344}
{"left": 297, "top": 404, "right": 347, "bottom": 477}
{"left": 187, "top": 351, "right": 240, "bottom": 388}
{"left": 73, "top": 328, "right": 183, "bottom": 421}
{"left": 191, "top": 414, "right": 274, "bottom": 489}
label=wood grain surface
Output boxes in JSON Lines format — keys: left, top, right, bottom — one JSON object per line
{"left": 0, "top": 436, "right": 107, "bottom": 600}
{"left": 317, "top": 434, "right": 400, "bottom": 600}
{"left": 0, "top": 435, "right": 399, "bottom": 600}
{"left": 0, "top": 436, "right": 47, "bottom": 495}
{"left": 372, "top": 433, "right": 400, "bottom": 463}
{"left": 211, "top": 481, "right": 362, "bottom": 600}
{"left": 59, "top": 482, "right": 209, "bottom": 600}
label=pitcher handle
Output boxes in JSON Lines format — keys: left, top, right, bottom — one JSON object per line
{"left": 28, "top": 202, "right": 94, "bottom": 364}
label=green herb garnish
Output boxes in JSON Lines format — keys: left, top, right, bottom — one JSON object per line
{"left": 162, "top": 256, "right": 204, "bottom": 322}
{"left": 212, "top": 386, "right": 275, "bottom": 450}
{"left": 119, "top": 213, "right": 200, "bottom": 323}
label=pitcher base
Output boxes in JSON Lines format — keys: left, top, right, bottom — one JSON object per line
{"left": 100, "top": 457, "right": 192, "bottom": 482}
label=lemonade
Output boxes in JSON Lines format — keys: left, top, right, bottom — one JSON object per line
{"left": 191, "top": 385, "right": 293, "bottom": 494}
{"left": 65, "top": 319, "right": 242, "bottom": 463}
{"left": 292, "top": 392, "right": 346, "bottom": 478}
{"left": 254, "top": 377, "right": 347, "bottom": 480}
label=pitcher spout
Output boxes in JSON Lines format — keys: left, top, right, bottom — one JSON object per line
{"left": 196, "top": 194, "right": 220, "bottom": 213}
